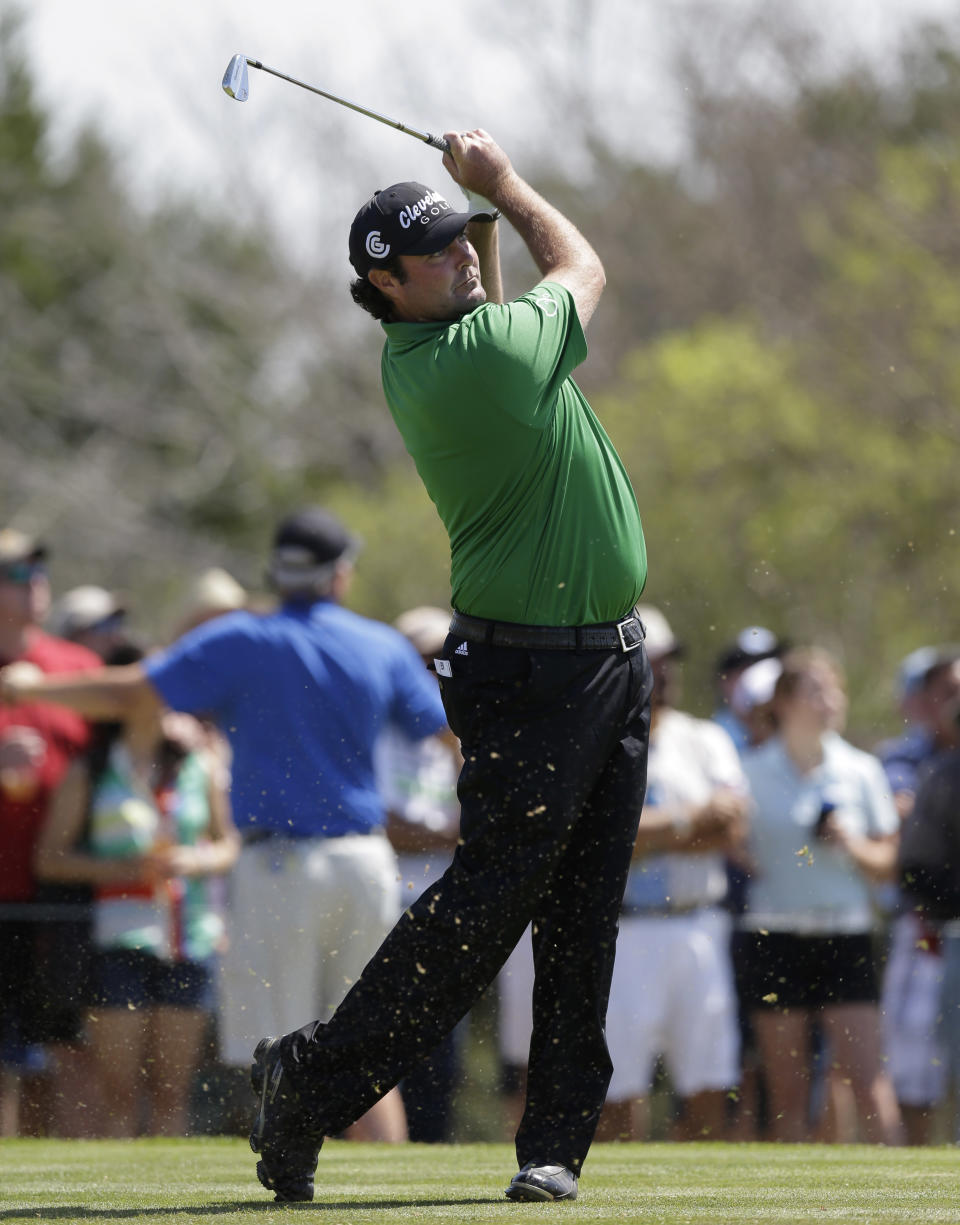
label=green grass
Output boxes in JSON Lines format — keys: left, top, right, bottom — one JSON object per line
{"left": 1, "top": 1139, "right": 959, "bottom": 1224}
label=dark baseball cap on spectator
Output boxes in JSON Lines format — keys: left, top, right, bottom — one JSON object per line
{"left": 898, "top": 645, "right": 960, "bottom": 700}
{"left": 0, "top": 528, "right": 46, "bottom": 567}
{"left": 273, "top": 508, "right": 357, "bottom": 563}
{"left": 349, "top": 182, "right": 496, "bottom": 279}
{"left": 716, "top": 625, "right": 786, "bottom": 675}
{"left": 268, "top": 508, "right": 361, "bottom": 593}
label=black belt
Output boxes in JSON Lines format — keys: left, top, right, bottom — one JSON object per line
{"left": 449, "top": 608, "right": 646, "bottom": 652}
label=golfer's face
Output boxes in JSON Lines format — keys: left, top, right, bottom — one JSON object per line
{"left": 395, "top": 232, "right": 485, "bottom": 321}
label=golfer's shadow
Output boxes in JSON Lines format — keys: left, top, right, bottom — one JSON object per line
{"left": 1, "top": 1198, "right": 497, "bottom": 1219}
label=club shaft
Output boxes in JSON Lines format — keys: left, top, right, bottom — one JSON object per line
{"left": 246, "top": 58, "right": 449, "bottom": 152}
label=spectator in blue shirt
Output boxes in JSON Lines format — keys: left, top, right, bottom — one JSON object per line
{"left": 0, "top": 507, "right": 448, "bottom": 1143}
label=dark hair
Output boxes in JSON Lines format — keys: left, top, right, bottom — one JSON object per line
{"left": 349, "top": 256, "right": 407, "bottom": 321}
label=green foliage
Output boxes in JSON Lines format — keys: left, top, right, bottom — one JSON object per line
{"left": 0, "top": 13, "right": 403, "bottom": 633}
{"left": 597, "top": 168, "right": 960, "bottom": 737}
{"left": 596, "top": 321, "right": 826, "bottom": 716}
{"left": 574, "top": 23, "right": 960, "bottom": 740}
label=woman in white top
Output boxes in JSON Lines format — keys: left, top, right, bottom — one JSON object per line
{"left": 739, "top": 647, "right": 903, "bottom": 1144}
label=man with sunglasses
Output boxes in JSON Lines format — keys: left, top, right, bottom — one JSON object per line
{"left": 0, "top": 528, "right": 101, "bottom": 1135}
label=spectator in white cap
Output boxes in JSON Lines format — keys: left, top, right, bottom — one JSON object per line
{"left": 173, "top": 568, "right": 248, "bottom": 640}
{"left": 730, "top": 657, "right": 783, "bottom": 750}
{"left": 498, "top": 604, "right": 694, "bottom": 1144}
{"left": 712, "top": 626, "right": 787, "bottom": 752}
{"left": 596, "top": 604, "right": 749, "bottom": 1141}
{"left": 48, "top": 587, "right": 129, "bottom": 661}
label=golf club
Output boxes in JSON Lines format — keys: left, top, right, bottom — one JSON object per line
{"left": 221, "top": 53, "right": 450, "bottom": 153}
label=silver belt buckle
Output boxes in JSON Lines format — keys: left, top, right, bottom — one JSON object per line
{"left": 616, "top": 612, "right": 644, "bottom": 653}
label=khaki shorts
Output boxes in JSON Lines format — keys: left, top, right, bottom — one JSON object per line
{"left": 217, "top": 832, "right": 399, "bottom": 1066}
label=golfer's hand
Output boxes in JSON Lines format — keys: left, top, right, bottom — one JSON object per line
{"left": 442, "top": 129, "right": 513, "bottom": 201}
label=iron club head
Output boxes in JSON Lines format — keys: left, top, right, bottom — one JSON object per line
{"left": 220, "top": 52, "right": 449, "bottom": 152}
{"left": 222, "top": 54, "right": 249, "bottom": 101}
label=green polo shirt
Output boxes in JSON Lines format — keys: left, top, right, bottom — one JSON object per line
{"left": 381, "top": 282, "right": 646, "bottom": 626}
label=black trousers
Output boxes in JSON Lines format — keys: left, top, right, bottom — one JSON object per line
{"left": 282, "top": 637, "right": 652, "bottom": 1173}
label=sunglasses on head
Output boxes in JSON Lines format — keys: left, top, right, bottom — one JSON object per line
{"left": 0, "top": 560, "right": 47, "bottom": 585}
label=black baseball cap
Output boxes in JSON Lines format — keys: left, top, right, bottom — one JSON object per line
{"left": 715, "top": 625, "right": 786, "bottom": 675}
{"left": 268, "top": 507, "right": 361, "bottom": 594}
{"left": 349, "top": 182, "right": 496, "bottom": 279}
{"left": 273, "top": 507, "right": 357, "bottom": 565}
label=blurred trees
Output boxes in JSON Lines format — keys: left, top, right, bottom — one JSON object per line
{"left": 3, "top": 9, "right": 960, "bottom": 735}
{"left": 0, "top": 11, "right": 402, "bottom": 623}
{"left": 544, "top": 15, "right": 960, "bottom": 733}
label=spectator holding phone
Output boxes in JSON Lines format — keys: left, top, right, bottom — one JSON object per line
{"left": 738, "top": 647, "right": 903, "bottom": 1144}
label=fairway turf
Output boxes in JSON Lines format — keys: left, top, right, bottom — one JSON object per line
{"left": 1, "top": 1138, "right": 958, "bottom": 1223}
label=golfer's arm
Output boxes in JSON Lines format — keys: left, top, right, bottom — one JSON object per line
{"left": 2, "top": 663, "right": 162, "bottom": 723}
{"left": 489, "top": 173, "right": 605, "bottom": 326}
{"left": 468, "top": 218, "right": 503, "bottom": 304}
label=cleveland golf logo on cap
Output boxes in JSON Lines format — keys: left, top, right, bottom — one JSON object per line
{"left": 350, "top": 180, "right": 489, "bottom": 277}
{"left": 397, "top": 189, "right": 451, "bottom": 229}
{"left": 365, "top": 232, "right": 389, "bottom": 259}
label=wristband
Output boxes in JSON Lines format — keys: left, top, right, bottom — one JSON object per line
{"left": 462, "top": 187, "right": 501, "bottom": 221}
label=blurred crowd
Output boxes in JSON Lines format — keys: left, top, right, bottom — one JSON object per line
{"left": 1, "top": 514, "right": 958, "bottom": 1146}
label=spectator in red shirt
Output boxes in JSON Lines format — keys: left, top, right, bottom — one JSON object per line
{"left": 0, "top": 529, "right": 101, "bottom": 1135}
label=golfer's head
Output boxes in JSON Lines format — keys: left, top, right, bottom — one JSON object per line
{"left": 348, "top": 182, "right": 495, "bottom": 322}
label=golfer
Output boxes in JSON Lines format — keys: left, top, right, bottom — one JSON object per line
{"left": 252, "top": 129, "right": 653, "bottom": 1203}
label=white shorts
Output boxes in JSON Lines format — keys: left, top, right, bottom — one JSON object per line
{"left": 498, "top": 928, "right": 535, "bottom": 1067}
{"left": 882, "top": 912, "right": 947, "bottom": 1107}
{"left": 605, "top": 909, "right": 739, "bottom": 1100}
{"left": 217, "top": 832, "right": 399, "bottom": 1066}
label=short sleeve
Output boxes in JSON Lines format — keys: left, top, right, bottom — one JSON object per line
{"left": 144, "top": 615, "right": 247, "bottom": 717}
{"left": 459, "top": 283, "right": 588, "bottom": 426}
